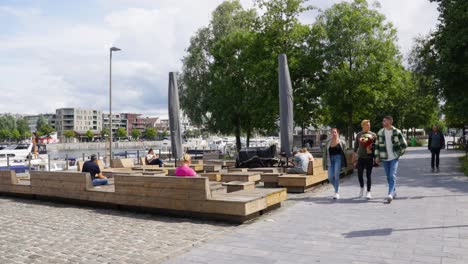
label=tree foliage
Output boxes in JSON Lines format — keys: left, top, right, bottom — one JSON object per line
{"left": 314, "top": 0, "right": 407, "bottom": 145}
{"left": 144, "top": 128, "right": 157, "bottom": 140}
{"left": 430, "top": 0, "right": 468, "bottom": 127}
{"left": 115, "top": 128, "right": 127, "bottom": 139}
{"left": 85, "top": 130, "right": 94, "bottom": 141}
{"left": 131, "top": 129, "right": 141, "bottom": 140}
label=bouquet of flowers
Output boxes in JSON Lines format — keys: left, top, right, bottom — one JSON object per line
{"left": 359, "top": 133, "right": 374, "bottom": 148}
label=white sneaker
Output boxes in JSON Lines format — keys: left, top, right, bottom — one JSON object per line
{"left": 366, "top": 192, "right": 372, "bottom": 199}
{"left": 359, "top": 188, "right": 364, "bottom": 198}
{"left": 386, "top": 194, "right": 393, "bottom": 203}
{"left": 334, "top": 193, "right": 340, "bottom": 200}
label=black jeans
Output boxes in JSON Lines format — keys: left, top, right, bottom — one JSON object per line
{"left": 430, "top": 147, "right": 441, "bottom": 169}
{"left": 357, "top": 157, "right": 373, "bottom": 192}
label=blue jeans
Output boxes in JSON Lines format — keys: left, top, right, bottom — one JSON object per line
{"left": 92, "top": 178, "right": 108, "bottom": 186}
{"left": 382, "top": 159, "right": 399, "bottom": 195}
{"left": 328, "top": 154, "right": 342, "bottom": 193}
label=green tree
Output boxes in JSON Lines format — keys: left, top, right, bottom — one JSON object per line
{"left": 85, "top": 130, "right": 94, "bottom": 141}
{"left": 11, "top": 129, "right": 21, "bottom": 142}
{"left": 16, "top": 118, "right": 30, "bottom": 139}
{"left": 144, "top": 128, "right": 157, "bottom": 140}
{"left": 101, "top": 128, "right": 110, "bottom": 138}
{"left": 0, "top": 129, "right": 11, "bottom": 142}
{"left": 36, "top": 115, "right": 48, "bottom": 132}
{"left": 63, "top": 130, "right": 75, "bottom": 143}
{"left": 180, "top": 0, "right": 260, "bottom": 151}
{"left": 181, "top": 0, "right": 313, "bottom": 151}
{"left": 430, "top": 0, "right": 468, "bottom": 127}
{"left": 314, "top": 0, "right": 405, "bottom": 146}
{"left": 38, "top": 124, "right": 54, "bottom": 138}
{"left": 115, "top": 128, "right": 127, "bottom": 139}
{"left": 0, "top": 115, "right": 16, "bottom": 132}
{"left": 131, "top": 129, "right": 141, "bottom": 140}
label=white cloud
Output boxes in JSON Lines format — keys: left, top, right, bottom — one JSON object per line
{"left": 0, "top": 0, "right": 439, "bottom": 118}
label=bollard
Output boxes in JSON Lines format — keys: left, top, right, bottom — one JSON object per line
{"left": 7, "top": 156, "right": 10, "bottom": 170}
{"left": 98, "top": 152, "right": 100, "bottom": 160}
{"left": 65, "top": 154, "right": 69, "bottom": 171}
{"left": 125, "top": 150, "right": 128, "bottom": 158}
{"left": 48, "top": 154, "right": 51, "bottom": 172}
{"left": 137, "top": 150, "right": 140, "bottom": 164}
{"left": 82, "top": 153, "right": 85, "bottom": 161}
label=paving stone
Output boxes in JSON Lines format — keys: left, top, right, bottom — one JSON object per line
{"left": 166, "top": 148, "right": 468, "bottom": 264}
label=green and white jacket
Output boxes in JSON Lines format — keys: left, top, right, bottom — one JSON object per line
{"left": 374, "top": 126, "right": 408, "bottom": 160}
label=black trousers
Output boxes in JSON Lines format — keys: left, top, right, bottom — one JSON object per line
{"left": 430, "top": 147, "right": 441, "bottom": 169}
{"left": 357, "top": 157, "right": 373, "bottom": 192}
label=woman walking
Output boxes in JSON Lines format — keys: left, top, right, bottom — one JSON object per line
{"left": 352, "top": 120, "right": 376, "bottom": 199}
{"left": 323, "top": 128, "right": 347, "bottom": 199}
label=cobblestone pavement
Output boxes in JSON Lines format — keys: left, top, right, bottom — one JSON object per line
{"left": 0, "top": 198, "right": 234, "bottom": 264}
{"left": 167, "top": 148, "right": 468, "bottom": 264}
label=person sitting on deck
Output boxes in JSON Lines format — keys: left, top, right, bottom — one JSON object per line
{"left": 175, "top": 153, "right": 197, "bottom": 177}
{"left": 287, "top": 151, "right": 309, "bottom": 174}
{"left": 146, "top": 148, "right": 164, "bottom": 167}
{"left": 300, "top": 147, "right": 314, "bottom": 162}
{"left": 82, "top": 154, "right": 108, "bottom": 186}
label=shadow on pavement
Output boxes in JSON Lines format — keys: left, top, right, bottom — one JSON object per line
{"left": 343, "top": 224, "right": 468, "bottom": 238}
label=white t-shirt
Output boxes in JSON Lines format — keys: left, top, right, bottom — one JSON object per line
{"left": 385, "top": 129, "right": 396, "bottom": 160}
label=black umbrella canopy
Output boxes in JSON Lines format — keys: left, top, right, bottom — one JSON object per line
{"left": 278, "top": 54, "right": 294, "bottom": 157}
{"left": 168, "top": 72, "right": 183, "bottom": 160}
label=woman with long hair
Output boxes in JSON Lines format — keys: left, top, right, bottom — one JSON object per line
{"left": 322, "top": 128, "right": 347, "bottom": 199}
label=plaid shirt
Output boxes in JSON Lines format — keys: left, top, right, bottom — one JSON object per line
{"left": 374, "top": 126, "right": 408, "bottom": 160}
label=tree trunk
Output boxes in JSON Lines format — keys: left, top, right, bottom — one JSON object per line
{"left": 347, "top": 110, "right": 353, "bottom": 148}
{"left": 235, "top": 120, "right": 242, "bottom": 153}
{"left": 246, "top": 128, "right": 251, "bottom": 148}
{"left": 301, "top": 124, "right": 305, "bottom": 147}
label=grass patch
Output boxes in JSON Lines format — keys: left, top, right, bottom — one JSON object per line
{"left": 459, "top": 156, "right": 468, "bottom": 176}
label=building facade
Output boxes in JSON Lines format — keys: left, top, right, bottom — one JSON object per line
{"left": 23, "top": 114, "right": 56, "bottom": 132}
{"left": 55, "top": 108, "right": 103, "bottom": 140}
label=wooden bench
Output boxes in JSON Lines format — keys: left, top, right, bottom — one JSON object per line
{"left": 203, "top": 164, "right": 222, "bottom": 172}
{"left": 227, "top": 168, "right": 248, "bottom": 173}
{"left": 248, "top": 168, "right": 280, "bottom": 174}
{"left": 222, "top": 181, "right": 255, "bottom": 193}
{"left": 0, "top": 170, "right": 32, "bottom": 195}
{"left": 278, "top": 159, "right": 328, "bottom": 193}
{"left": 221, "top": 172, "right": 261, "bottom": 183}
{"left": 0, "top": 170, "right": 287, "bottom": 223}
{"left": 110, "top": 158, "right": 135, "bottom": 168}
{"left": 261, "top": 173, "right": 285, "bottom": 188}
{"left": 200, "top": 172, "right": 222, "bottom": 182}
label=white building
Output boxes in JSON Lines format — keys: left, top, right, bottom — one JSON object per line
{"left": 55, "top": 108, "right": 103, "bottom": 140}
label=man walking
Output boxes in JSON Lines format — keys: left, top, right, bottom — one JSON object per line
{"left": 375, "top": 116, "right": 408, "bottom": 203}
{"left": 428, "top": 125, "right": 445, "bottom": 172}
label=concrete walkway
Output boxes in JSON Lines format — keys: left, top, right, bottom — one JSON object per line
{"left": 166, "top": 148, "right": 468, "bottom": 264}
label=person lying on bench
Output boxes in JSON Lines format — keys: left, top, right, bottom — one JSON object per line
{"left": 175, "top": 153, "right": 197, "bottom": 177}
{"left": 82, "top": 154, "right": 108, "bottom": 186}
{"left": 146, "top": 148, "right": 164, "bottom": 167}
{"left": 287, "top": 150, "right": 309, "bottom": 174}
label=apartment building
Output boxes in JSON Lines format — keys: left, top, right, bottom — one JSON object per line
{"left": 55, "top": 108, "right": 103, "bottom": 140}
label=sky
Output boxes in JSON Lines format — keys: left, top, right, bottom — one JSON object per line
{"left": 0, "top": 0, "right": 440, "bottom": 118}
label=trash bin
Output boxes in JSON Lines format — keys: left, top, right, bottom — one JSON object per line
{"left": 410, "top": 137, "right": 417, "bottom": 147}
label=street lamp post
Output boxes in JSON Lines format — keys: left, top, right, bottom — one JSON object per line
{"left": 109, "top": 46, "right": 121, "bottom": 165}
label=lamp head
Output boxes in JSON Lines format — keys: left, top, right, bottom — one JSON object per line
{"left": 110, "top": 47, "right": 121, "bottom": 52}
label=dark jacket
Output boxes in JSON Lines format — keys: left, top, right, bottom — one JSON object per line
{"left": 428, "top": 132, "right": 445, "bottom": 150}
